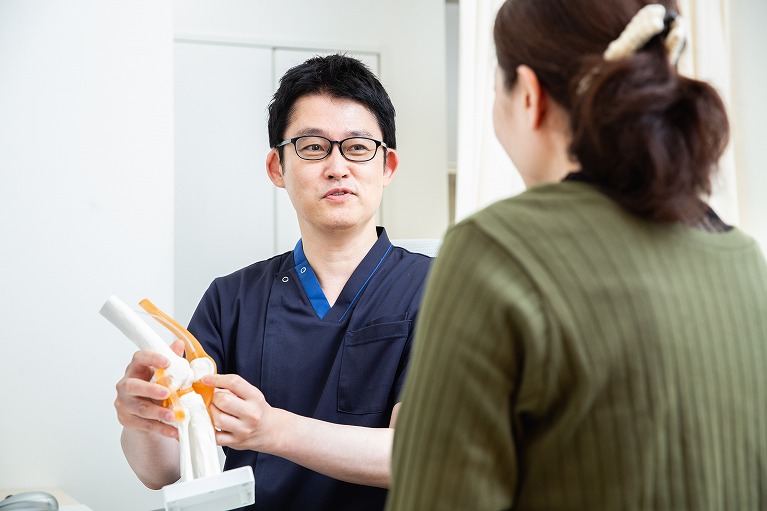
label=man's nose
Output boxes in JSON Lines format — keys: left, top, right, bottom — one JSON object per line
{"left": 323, "top": 144, "right": 351, "bottom": 179}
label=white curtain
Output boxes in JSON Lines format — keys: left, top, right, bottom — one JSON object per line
{"left": 455, "top": 0, "right": 523, "bottom": 222}
{"left": 456, "top": 0, "right": 736, "bottom": 223}
{"left": 677, "top": 0, "right": 737, "bottom": 223}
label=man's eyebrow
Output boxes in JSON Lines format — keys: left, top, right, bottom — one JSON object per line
{"left": 294, "top": 127, "right": 325, "bottom": 137}
{"left": 348, "top": 130, "right": 375, "bottom": 138}
{"left": 292, "top": 128, "right": 376, "bottom": 138}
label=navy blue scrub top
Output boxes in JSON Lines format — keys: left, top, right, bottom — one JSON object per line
{"left": 187, "top": 227, "right": 432, "bottom": 511}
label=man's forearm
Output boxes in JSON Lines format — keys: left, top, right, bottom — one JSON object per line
{"left": 121, "top": 428, "right": 181, "bottom": 490}
{"left": 266, "top": 409, "right": 394, "bottom": 488}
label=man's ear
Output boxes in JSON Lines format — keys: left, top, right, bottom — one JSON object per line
{"left": 516, "top": 65, "right": 547, "bottom": 130}
{"left": 382, "top": 148, "right": 398, "bottom": 187}
{"left": 266, "top": 148, "right": 285, "bottom": 188}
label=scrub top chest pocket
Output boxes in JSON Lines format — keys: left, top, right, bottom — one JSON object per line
{"left": 338, "top": 319, "right": 412, "bottom": 415}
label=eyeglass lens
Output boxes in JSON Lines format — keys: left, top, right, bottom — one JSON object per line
{"left": 294, "top": 136, "right": 379, "bottom": 161}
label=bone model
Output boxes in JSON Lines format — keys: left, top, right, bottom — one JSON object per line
{"left": 100, "top": 295, "right": 221, "bottom": 482}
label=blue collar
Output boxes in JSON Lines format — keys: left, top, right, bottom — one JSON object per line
{"left": 292, "top": 227, "right": 393, "bottom": 321}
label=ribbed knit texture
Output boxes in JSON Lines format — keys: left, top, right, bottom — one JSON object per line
{"left": 387, "top": 182, "right": 767, "bottom": 510}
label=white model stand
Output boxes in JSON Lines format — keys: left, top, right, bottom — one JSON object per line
{"left": 162, "top": 466, "right": 255, "bottom": 511}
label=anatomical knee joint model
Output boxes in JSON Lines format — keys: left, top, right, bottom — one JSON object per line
{"left": 100, "top": 295, "right": 221, "bottom": 481}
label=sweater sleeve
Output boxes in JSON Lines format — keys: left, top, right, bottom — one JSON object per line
{"left": 387, "top": 221, "right": 548, "bottom": 510}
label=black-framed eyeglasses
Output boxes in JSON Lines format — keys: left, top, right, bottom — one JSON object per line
{"left": 276, "top": 136, "right": 387, "bottom": 162}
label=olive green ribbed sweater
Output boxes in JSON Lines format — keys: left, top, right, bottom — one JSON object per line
{"left": 388, "top": 182, "right": 767, "bottom": 510}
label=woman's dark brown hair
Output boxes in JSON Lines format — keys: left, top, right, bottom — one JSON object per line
{"left": 494, "top": 0, "right": 730, "bottom": 222}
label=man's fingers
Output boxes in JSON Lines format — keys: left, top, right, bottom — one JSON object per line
{"left": 210, "top": 388, "right": 248, "bottom": 420}
{"left": 121, "top": 414, "right": 179, "bottom": 439}
{"left": 203, "top": 374, "right": 253, "bottom": 398}
{"left": 154, "top": 421, "right": 179, "bottom": 439}
{"left": 214, "top": 429, "right": 235, "bottom": 447}
{"left": 115, "top": 348, "right": 181, "bottom": 440}
{"left": 115, "top": 386, "right": 180, "bottom": 439}
{"left": 170, "top": 339, "right": 186, "bottom": 357}
{"left": 126, "top": 350, "right": 170, "bottom": 379}
{"left": 116, "top": 391, "right": 173, "bottom": 422}
{"left": 119, "top": 377, "right": 170, "bottom": 402}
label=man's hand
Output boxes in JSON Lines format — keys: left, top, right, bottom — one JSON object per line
{"left": 202, "top": 373, "right": 396, "bottom": 487}
{"left": 203, "top": 374, "right": 280, "bottom": 452}
{"left": 114, "top": 339, "right": 186, "bottom": 439}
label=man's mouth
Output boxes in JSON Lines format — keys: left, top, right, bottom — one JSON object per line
{"left": 324, "top": 188, "right": 354, "bottom": 198}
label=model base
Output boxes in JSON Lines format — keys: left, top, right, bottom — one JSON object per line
{"left": 162, "top": 466, "right": 255, "bottom": 511}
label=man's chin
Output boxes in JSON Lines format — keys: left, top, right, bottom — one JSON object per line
{"left": 317, "top": 215, "right": 375, "bottom": 234}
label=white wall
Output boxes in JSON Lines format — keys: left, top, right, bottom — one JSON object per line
{"left": 0, "top": 2, "right": 173, "bottom": 510}
{"left": 445, "top": 2, "right": 460, "bottom": 169}
{"left": 730, "top": 0, "right": 767, "bottom": 252}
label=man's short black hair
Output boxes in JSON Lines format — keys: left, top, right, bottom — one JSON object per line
{"left": 267, "top": 54, "right": 396, "bottom": 152}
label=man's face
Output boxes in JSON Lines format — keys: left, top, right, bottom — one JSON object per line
{"left": 267, "top": 94, "right": 397, "bottom": 237}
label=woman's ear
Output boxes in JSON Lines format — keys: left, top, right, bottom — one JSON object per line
{"left": 516, "top": 65, "right": 547, "bottom": 130}
{"left": 266, "top": 148, "right": 285, "bottom": 188}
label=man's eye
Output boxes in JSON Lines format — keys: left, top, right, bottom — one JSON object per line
{"left": 300, "top": 143, "right": 326, "bottom": 153}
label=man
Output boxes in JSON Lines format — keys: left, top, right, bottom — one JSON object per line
{"left": 114, "top": 54, "right": 431, "bottom": 510}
